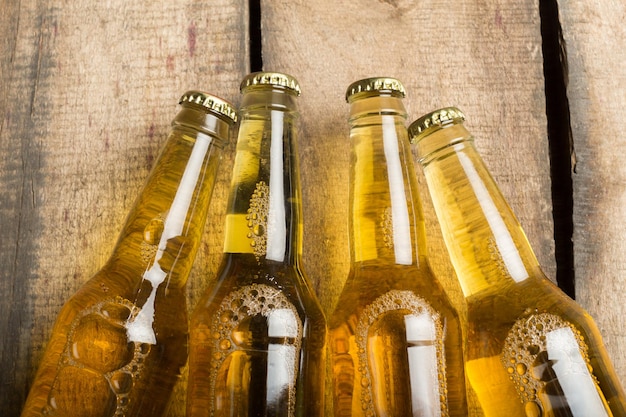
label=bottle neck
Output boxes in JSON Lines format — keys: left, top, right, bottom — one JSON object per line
{"left": 415, "top": 123, "right": 542, "bottom": 298}
{"left": 348, "top": 95, "right": 427, "bottom": 267}
{"left": 223, "top": 89, "right": 302, "bottom": 266}
{"left": 111, "top": 105, "right": 228, "bottom": 288}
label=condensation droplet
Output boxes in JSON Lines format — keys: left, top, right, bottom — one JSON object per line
{"left": 524, "top": 400, "right": 542, "bottom": 417}
{"left": 253, "top": 224, "right": 264, "bottom": 236}
{"left": 100, "top": 303, "right": 132, "bottom": 322}
{"left": 70, "top": 313, "right": 134, "bottom": 372}
{"left": 110, "top": 371, "right": 132, "bottom": 394}
{"left": 143, "top": 217, "right": 164, "bottom": 245}
{"left": 47, "top": 391, "right": 59, "bottom": 410}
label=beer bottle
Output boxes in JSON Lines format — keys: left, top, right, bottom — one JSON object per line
{"left": 329, "top": 78, "right": 467, "bottom": 417}
{"left": 408, "top": 107, "right": 626, "bottom": 416}
{"left": 21, "top": 91, "right": 237, "bottom": 417}
{"left": 187, "top": 72, "right": 326, "bottom": 417}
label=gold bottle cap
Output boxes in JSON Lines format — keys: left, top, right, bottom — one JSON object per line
{"left": 240, "top": 72, "right": 301, "bottom": 96}
{"left": 179, "top": 91, "right": 238, "bottom": 123}
{"left": 345, "top": 77, "right": 406, "bottom": 102}
{"left": 408, "top": 107, "right": 465, "bottom": 141}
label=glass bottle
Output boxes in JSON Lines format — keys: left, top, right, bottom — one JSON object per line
{"left": 187, "top": 72, "right": 326, "bottom": 417}
{"left": 328, "top": 78, "right": 467, "bottom": 417}
{"left": 21, "top": 91, "right": 237, "bottom": 417}
{"left": 408, "top": 107, "right": 626, "bottom": 417}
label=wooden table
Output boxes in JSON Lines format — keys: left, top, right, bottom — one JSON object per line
{"left": 1, "top": 0, "right": 624, "bottom": 415}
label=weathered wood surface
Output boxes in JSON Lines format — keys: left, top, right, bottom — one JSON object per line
{"left": 560, "top": 1, "right": 626, "bottom": 380}
{"left": 0, "top": 0, "right": 623, "bottom": 415}
{"left": 0, "top": 0, "right": 247, "bottom": 415}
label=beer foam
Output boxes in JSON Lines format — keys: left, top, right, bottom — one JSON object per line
{"left": 501, "top": 312, "right": 603, "bottom": 415}
{"left": 207, "top": 284, "right": 302, "bottom": 415}
{"left": 355, "top": 290, "right": 447, "bottom": 416}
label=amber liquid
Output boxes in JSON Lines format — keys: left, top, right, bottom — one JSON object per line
{"left": 187, "top": 97, "right": 326, "bottom": 417}
{"left": 329, "top": 101, "right": 467, "bottom": 417}
{"left": 330, "top": 264, "right": 466, "bottom": 417}
{"left": 417, "top": 124, "right": 626, "bottom": 417}
{"left": 188, "top": 254, "right": 326, "bottom": 417}
{"left": 21, "top": 124, "right": 224, "bottom": 417}
{"left": 464, "top": 281, "right": 623, "bottom": 417}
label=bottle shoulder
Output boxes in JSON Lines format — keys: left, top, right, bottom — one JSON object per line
{"left": 467, "top": 271, "right": 592, "bottom": 335}
{"left": 330, "top": 262, "right": 460, "bottom": 324}
{"left": 347, "top": 262, "right": 451, "bottom": 296}
{"left": 194, "top": 253, "right": 324, "bottom": 322}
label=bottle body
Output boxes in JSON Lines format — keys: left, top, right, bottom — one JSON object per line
{"left": 330, "top": 263, "right": 466, "bottom": 417}
{"left": 410, "top": 111, "right": 626, "bottom": 417}
{"left": 21, "top": 94, "right": 234, "bottom": 417}
{"left": 189, "top": 255, "right": 326, "bottom": 417}
{"left": 464, "top": 271, "right": 623, "bottom": 417}
{"left": 329, "top": 83, "right": 467, "bottom": 417}
{"left": 187, "top": 73, "right": 326, "bottom": 417}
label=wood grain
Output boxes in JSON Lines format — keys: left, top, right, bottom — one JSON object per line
{"left": 0, "top": 1, "right": 247, "bottom": 415}
{"left": 559, "top": 1, "right": 626, "bottom": 382}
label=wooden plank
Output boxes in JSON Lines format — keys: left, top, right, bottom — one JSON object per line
{"left": 560, "top": 1, "right": 626, "bottom": 382}
{"left": 261, "top": 0, "right": 553, "bottom": 320}
{"left": 0, "top": 0, "right": 248, "bottom": 415}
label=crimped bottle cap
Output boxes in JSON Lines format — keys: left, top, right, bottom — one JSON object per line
{"left": 345, "top": 77, "right": 406, "bottom": 102}
{"left": 240, "top": 72, "right": 301, "bottom": 96}
{"left": 408, "top": 107, "right": 465, "bottom": 141}
{"left": 179, "top": 91, "right": 237, "bottom": 123}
